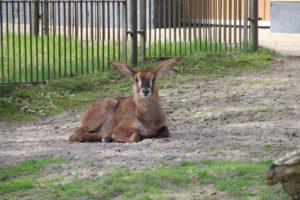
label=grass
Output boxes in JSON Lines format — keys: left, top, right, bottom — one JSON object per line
{"left": 0, "top": 45, "right": 274, "bottom": 122}
{"left": 0, "top": 157, "right": 66, "bottom": 195}
{"left": 1, "top": 159, "right": 289, "bottom": 200}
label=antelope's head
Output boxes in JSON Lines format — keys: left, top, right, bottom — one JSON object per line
{"left": 109, "top": 58, "right": 179, "bottom": 99}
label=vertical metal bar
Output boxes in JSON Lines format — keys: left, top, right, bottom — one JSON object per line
{"left": 6, "top": 2, "right": 10, "bottom": 82}
{"left": 188, "top": 0, "right": 191, "bottom": 53}
{"left": 234, "top": 0, "right": 237, "bottom": 50}
{"left": 102, "top": 2, "right": 105, "bottom": 69}
{"left": 107, "top": 2, "right": 111, "bottom": 68}
{"left": 29, "top": 2, "right": 33, "bottom": 82}
{"left": 168, "top": 0, "right": 171, "bottom": 56}
{"left": 69, "top": 1, "right": 72, "bottom": 76}
{"left": 52, "top": 2, "right": 56, "bottom": 35}
{"left": 122, "top": 1, "right": 127, "bottom": 63}
{"left": 212, "top": 0, "right": 215, "bottom": 51}
{"left": 41, "top": 1, "right": 44, "bottom": 82}
{"left": 0, "top": 1, "right": 3, "bottom": 82}
{"left": 248, "top": 0, "right": 251, "bottom": 42}
{"left": 218, "top": 0, "right": 222, "bottom": 51}
{"left": 34, "top": 0, "right": 39, "bottom": 36}
{"left": 158, "top": 0, "right": 161, "bottom": 57}
{"left": 35, "top": 5, "right": 39, "bottom": 82}
{"left": 178, "top": 0, "right": 182, "bottom": 55}
{"left": 75, "top": 1, "right": 78, "bottom": 74}
{"left": 250, "top": 0, "right": 258, "bottom": 51}
{"left": 239, "top": 0, "right": 242, "bottom": 50}
{"left": 44, "top": 0, "right": 49, "bottom": 35}
{"left": 214, "top": 0, "right": 218, "bottom": 51}
{"left": 117, "top": 2, "right": 121, "bottom": 61}
{"left": 64, "top": 1, "right": 67, "bottom": 76}
{"left": 199, "top": 0, "right": 202, "bottom": 51}
{"left": 129, "top": 0, "right": 137, "bottom": 66}
{"left": 18, "top": 2, "right": 21, "bottom": 82}
{"left": 193, "top": 0, "right": 197, "bottom": 52}
{"left": 183, "top": 0, "right": 186, "bottom": 55}
{"left": 243, "top": 0, "right": 248, "bottom": 52}
{"left": 58, "top": 2, "right": 61, "bottom": 76}
{"left": 229, "top": 0, "right": 232, "bottom": 51}
{"left": 140, "top": 0, "right": 146, "bottom": 60}
{"left": 173, "top": 0, "right": 177, "bottom": 56}
{"left": 12, "top": 2, "right": 16, "bottom": 82}
{"left": 164, "top": 0, "right": 167, "bottom": 56}
{"left": 91, "top": 1, "right": 94, "bottom": 72}
{"left": 86, "top": 1, "right": 88, "bottom": 73}
{"left": 148, "top": 0, "right": 152, "bottom": 57}
{"left": 113, "top": 2, "right": 116, "bottom": 60}
{"left": 96, "top": 1, "right": 99, "bottom": 70}
{"left": 154, "top": 0, "right": 157, "bottom": 57}
{"left": 223, "top": 0, "right": 227, "bottom": 51}
{"left": 80, "top": 0, "right": 83, "bottom": 74}
{"left": 204, "top": 0, "right": 207, "bottom": 51}
{"left": 46, "top": 1, "right": 51, "bottom": 80}
{"left": 68, "top": 0, "right": 71, "bottom": 36}
{"left": 209, "top": 0, "right": 212, "bottom": 51}
{"left": 52, "top": 1, "right": 55, "bottom": 78}
{"left": 208, "top": 0, "right": 210, "bottom": 51}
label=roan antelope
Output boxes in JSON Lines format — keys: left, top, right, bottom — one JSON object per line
{"left": 69, "top": 58, "right": 179, "bottom": 143}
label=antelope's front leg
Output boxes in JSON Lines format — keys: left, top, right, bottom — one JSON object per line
{"left": 155, "top": 126, "right": 170, "bottom": 138}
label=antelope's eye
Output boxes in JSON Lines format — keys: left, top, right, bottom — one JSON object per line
{"left": 152, "top": 78, "right": 156, "bottom": 83}
{"left": 135, "top": 78, "right": 138, "bottom": 83}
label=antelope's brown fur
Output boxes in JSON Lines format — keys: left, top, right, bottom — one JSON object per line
{"left": 69, "top": 58, "right": 179, "bottom": 143}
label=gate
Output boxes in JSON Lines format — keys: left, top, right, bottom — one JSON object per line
{"left": 138, "top": 0, "right": 258, "bottom": 61}
{"left": 0, "top": 0, "right": 258, "bottom": 84}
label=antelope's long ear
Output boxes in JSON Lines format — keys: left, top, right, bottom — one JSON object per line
{"left": 108, "top": 61, "right": 135, "bottom": 78}
{"left": 153, "top": 58, "right": 179, "bottom": 78}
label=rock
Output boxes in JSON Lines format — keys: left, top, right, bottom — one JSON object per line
{"left": 266, "top": 149, "right": 300, "bottom": 200}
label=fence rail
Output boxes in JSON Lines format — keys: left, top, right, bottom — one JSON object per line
{"left": 0, "top": 0, "right": 258, "bottom": 84}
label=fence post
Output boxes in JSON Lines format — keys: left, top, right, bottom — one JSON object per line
{"left": 250, "top": 0, "right": 258, "bottom": 51}
{"left": 243, "top": 0, "right": 248, "bottom": 52}
{"left": 129, "top": 0, "right": 137, "bottom": 66}
{"left": 44, "top": 0, "right": 49, "bottom": 35}
{"left": 32, "top": 0, "right": 40, "bottom": 36}
{"left": 140, "top": 0, "right": 146, "bottom": 60}
{"left": 68, "top": 0, "right": 71, "bottom": 36}
{"left": 122, "top": 2, "right": 128, "bottom": 63}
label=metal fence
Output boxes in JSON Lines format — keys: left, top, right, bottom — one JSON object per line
{"left": 0, "top": 0, "right": 258, "bottom": 84}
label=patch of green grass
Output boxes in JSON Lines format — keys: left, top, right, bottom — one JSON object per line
{"left": 179, "top": 47, "right": 274, "bottom": 77}
{"left": 1, "top": 159, "right": 289, "bottom": 200}
{"left": 0, "top": 157, "right": 67, "bottom": 195}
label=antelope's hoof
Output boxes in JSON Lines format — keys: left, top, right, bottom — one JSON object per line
{"left": 69, "top": 135, "right": 77, "bottom": 142}
{"left": 101, "top": 137, "right": 112, "bottom": 143}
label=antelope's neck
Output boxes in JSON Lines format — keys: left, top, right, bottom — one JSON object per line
{"left": 134, "top": 93, "right": 165, "bottom": 121}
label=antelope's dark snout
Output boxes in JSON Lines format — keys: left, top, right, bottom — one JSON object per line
{"left": 142, "top": 88, "right": 151, "bottom": 96}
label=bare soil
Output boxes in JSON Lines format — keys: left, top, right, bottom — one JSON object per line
{"left": 0, "top": 55, "right": 299, "bottom": 182}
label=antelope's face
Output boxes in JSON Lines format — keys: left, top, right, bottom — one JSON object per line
{"left": 133, "top": 71, "right": 156, "bottom": 98}
{"left": 109, "top": 57, "right": 179, "bottom": 99}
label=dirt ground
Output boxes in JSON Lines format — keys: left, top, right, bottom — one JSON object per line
{"left": 0, "top": 55, "right": 299, "bottom": 182}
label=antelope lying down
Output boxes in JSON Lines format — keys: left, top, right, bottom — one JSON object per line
{"left": 69, "top": 58, "right": 179, "bottom": 143}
